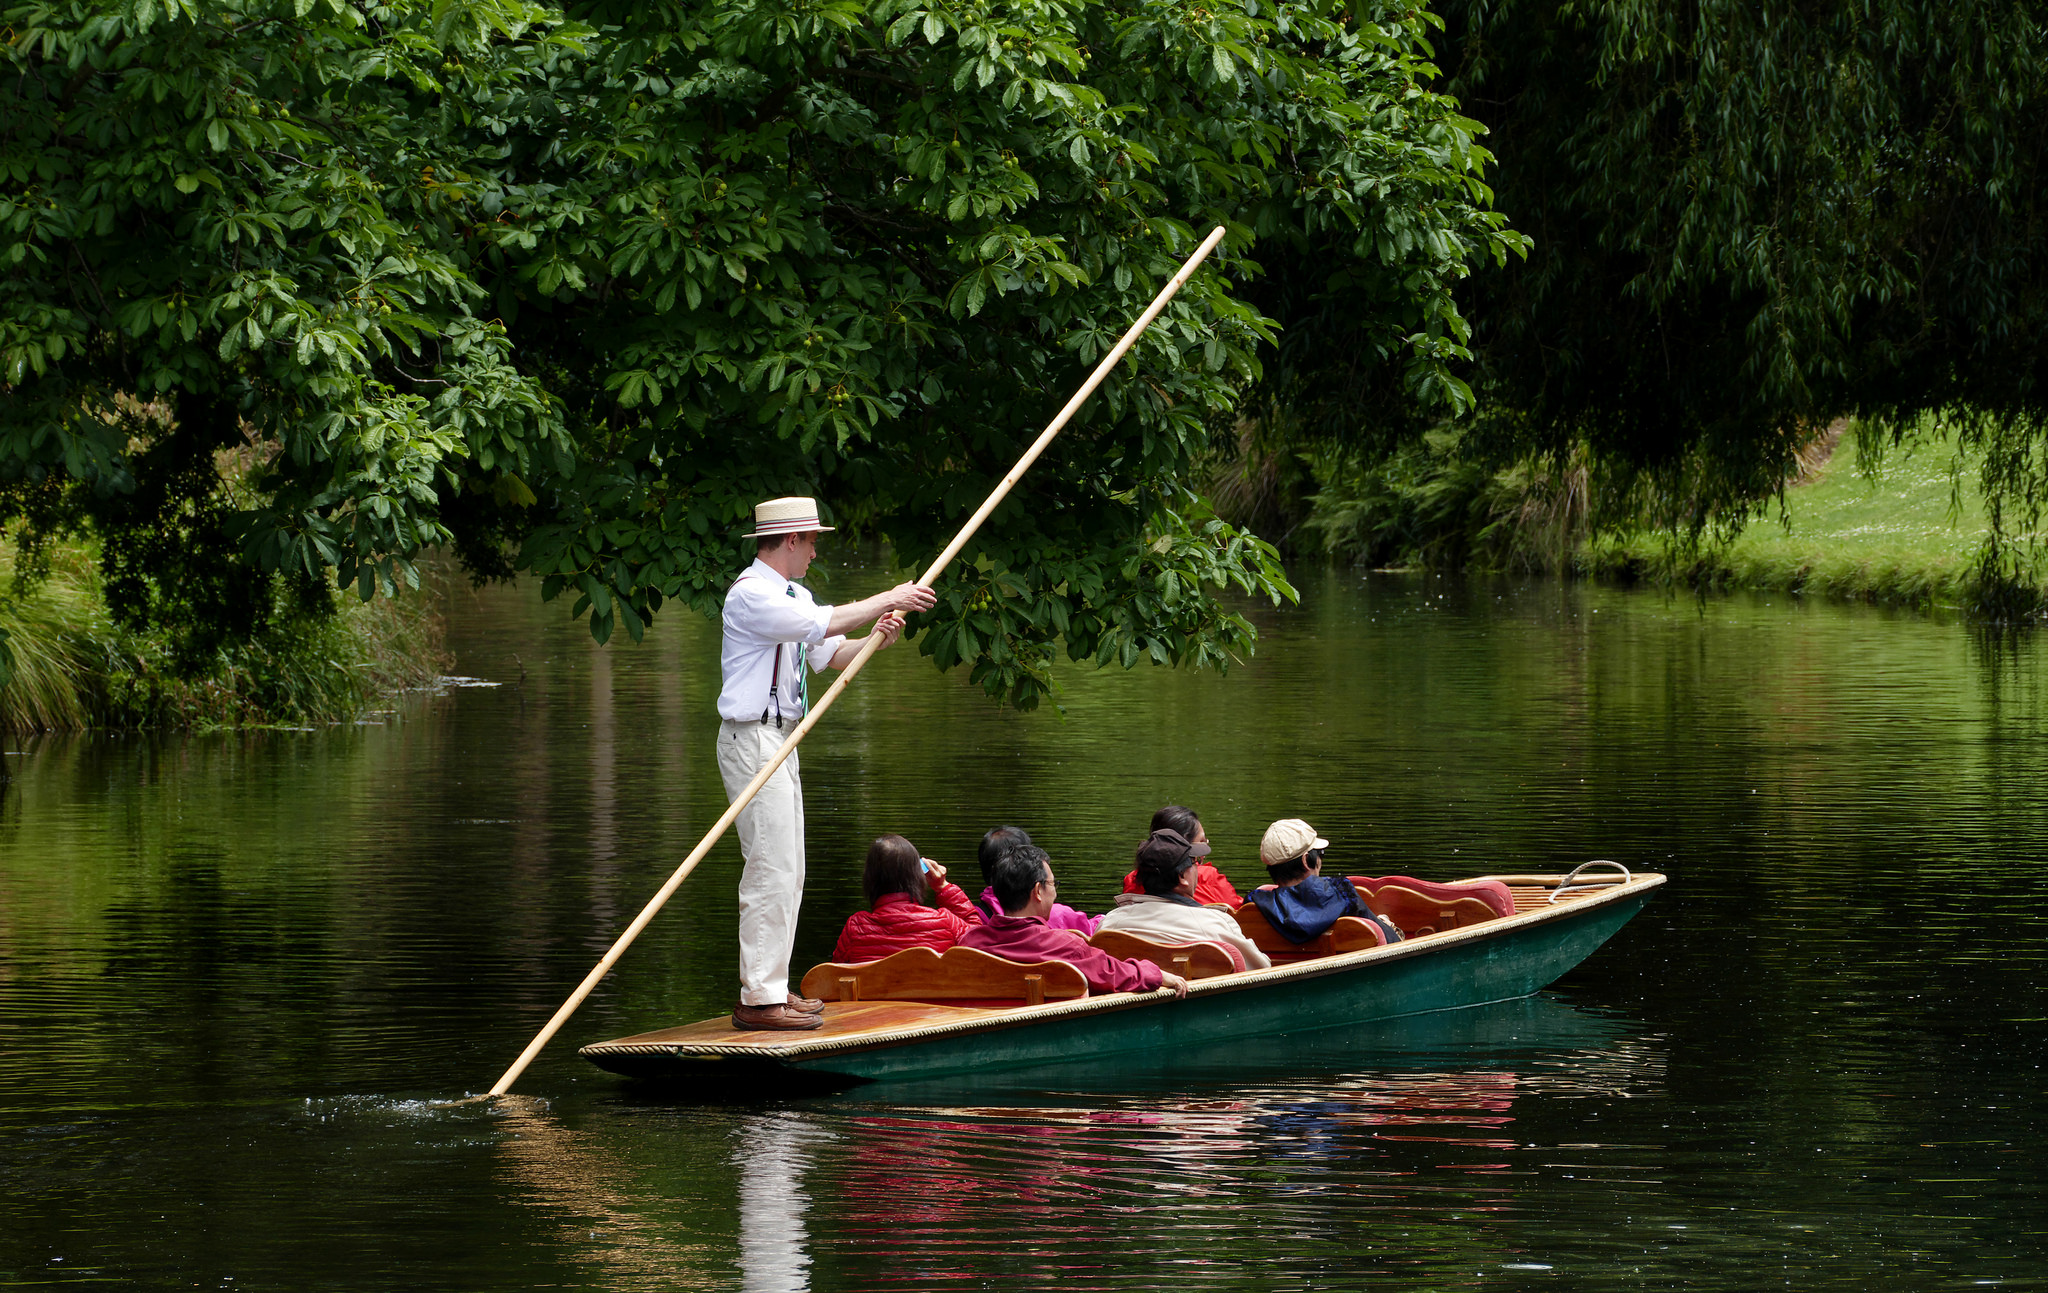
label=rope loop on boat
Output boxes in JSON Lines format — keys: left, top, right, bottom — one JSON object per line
{"left": 1550, "top": 859, "right": 1632, "bottom": 903}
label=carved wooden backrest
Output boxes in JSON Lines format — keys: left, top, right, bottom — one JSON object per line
{"left": 1351, "top": 875, "right": 1515, "bottom": 920}
{"left": 1233, "top": 901, "right": 1307, "bottom": 954}
{"left": 1087, "top": 930, "right": 1243, "bottom": 978}
{"left": 1231, "top": 904, "right": 1386, "bottom": 959}
{"left": 798, "top": 945, "right": 1090, "bottom": 1006}
{"left": 1360, "top": 884, "right": 1502, "bottom": 939}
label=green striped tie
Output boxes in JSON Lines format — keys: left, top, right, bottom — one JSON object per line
{"left": 787, "top": 585, "right": 808, "bottom": 717}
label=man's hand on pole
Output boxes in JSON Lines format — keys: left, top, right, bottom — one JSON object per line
{"left": 873, "top": 611, "right": 907, "bottom": 650}
{"left": 825, "top": 580, "right": 936, "bottom": 637}
{"left": 830, "top": 610, "right": 909, "bottom": 667}
{"left": 883, "top": 581, "right": 938, "bottom": 615}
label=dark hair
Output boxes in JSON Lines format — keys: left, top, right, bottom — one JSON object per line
{"left": 862, "top": 835, "right": 928, "bottom": 907}
{"left": 1265, "top": 847, "right": 1320, "bottom": 886}
{"left": 1134, "top": 831, "right": 1200, "bottom": 897}
{"left": 755, "top": 531, "right": 805, "bottom": 555}
{"left": 1149, "top": 805, "right": 1202, "bottom": 840}
{"left": 990, "top": 843, "right": 1051, "bottom": 914}
{"left": 978, "top": 825, "right": 1033, "bottom": 884}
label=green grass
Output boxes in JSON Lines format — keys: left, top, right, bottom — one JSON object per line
{"left": 1586, "top": 424, "right": 2013, "bottom": 607}
{"left": 0, "top": 542, "right": 449, "bottom": 732}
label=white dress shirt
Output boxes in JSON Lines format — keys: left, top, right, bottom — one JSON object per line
{"left": 718, "top": 559, "right": 848, "bottom": 722}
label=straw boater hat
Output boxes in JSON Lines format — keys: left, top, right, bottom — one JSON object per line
{"left": 744, "top": 496, "right": 837, "bottom": 540}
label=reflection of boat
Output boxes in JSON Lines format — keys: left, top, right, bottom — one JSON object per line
{"left": 852, "top": 990, "right": 1660, "bottom": 1104}
{"left": 581, "top": 871, "right": 1663, "bottom": 1091}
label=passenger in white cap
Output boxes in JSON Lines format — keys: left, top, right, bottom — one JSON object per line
{"left": 1249, "top": 818, "right": 1397, "bottom": 945}
{"left": 719, "top": 496, "right": 937, "bottom": 1030}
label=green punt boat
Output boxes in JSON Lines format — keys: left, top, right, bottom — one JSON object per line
{"left": 580, "top": 869, "right": 1664, "bottom": 1090}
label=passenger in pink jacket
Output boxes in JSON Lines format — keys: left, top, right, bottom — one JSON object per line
{"left": 834, "top": 835, "right": 983, "bottom": 963}
{"left": 973, "top": 825, "right": 1100, "bottom": 932}
{"left": 956, "top": 845, "right": 1188, "bottom": 998}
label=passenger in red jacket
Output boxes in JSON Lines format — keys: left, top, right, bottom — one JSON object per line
{"left": 834, "top": 834, "right": 983, "bottom": 963}
{"left": 1119, "top": 805, "right": 1242, "bottom": 907}
{"left": 957, "top": 844, "right": 1189, "bottom": 998}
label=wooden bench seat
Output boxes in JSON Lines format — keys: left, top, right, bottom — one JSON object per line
{"left": 1504, "top": 883, "right": 1603, "bottom": 914}
{"left": 1231, "top": 903, "right": 1386, "bottom": 962}
{"left": 798, "top": 945, "right": 1090, "bottom": 1007}
{"left": 1086, "top": 930, "right": 1244, "bottom": 979}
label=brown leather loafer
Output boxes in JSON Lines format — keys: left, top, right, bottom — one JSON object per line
{"left": 731, "top": 1002, "right": 824, "bottom": 1031}
{"left": 786, "top": 992, "right": 825, "bottom": 1013}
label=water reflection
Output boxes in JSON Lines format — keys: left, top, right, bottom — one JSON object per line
{"left": 5, "top": 571, "right": 2048, "bottom": 1288}
{"left": 477, "top": 998, "right": 1671, "bottom": 1289}
{"left": 733, "top": 1112, "right": 832, "bottom": 1292}
{"left": 496, "top": 1097, "right": 727, "bottom": 1287}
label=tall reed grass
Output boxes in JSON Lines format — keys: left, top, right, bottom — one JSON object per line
{"left": 1292, "top": 429, "right": 1595, "bottom": 574}
{"left": 0, "top": 543, "right": 448, "bottom": 732}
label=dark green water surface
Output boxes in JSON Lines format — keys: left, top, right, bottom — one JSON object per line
{"left": 4, "top": 568, "right": 2044, "bottom": 1289}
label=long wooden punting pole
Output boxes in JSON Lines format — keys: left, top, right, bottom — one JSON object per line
{"left": 488, "top": 225, "right": 1230, "bottom": 1096}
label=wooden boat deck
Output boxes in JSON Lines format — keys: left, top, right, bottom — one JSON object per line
{"left": 581, "top": 872, "right": 1660, "bottom": 1074}
{"left": 596, "top": 1000, "right": 1005, "bottom": 1053}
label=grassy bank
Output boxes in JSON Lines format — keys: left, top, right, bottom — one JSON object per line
{"left": 1, "top": 544, "right": 449, "bottom": 732}
{"left": 1584, "top": 424, "right": 2010, "bottom": 609}
{"left": 1290, "top": 421, "right": 2033, "bottom": 611}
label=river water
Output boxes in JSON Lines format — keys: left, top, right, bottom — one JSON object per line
{"left": 3, "top": 566, "right": 2044, "bottom": 1289}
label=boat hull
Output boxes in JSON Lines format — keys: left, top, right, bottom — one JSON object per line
{"left": 582, "top": 874, "right": 1660, "bottom": 1088}
{"left": 815, "top": 884, "right": 1647, "bottom": 1082}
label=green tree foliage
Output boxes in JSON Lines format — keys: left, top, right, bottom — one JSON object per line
{"left": 1, "top": 0, "right": 1519, "bottom": 703}
{"left": 1433, "top": 0, "right": 2048, "bottom": 539}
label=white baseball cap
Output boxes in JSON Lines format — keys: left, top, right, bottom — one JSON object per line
{"left": 1259, "top": 818, "right": 1330, "bottom": 867}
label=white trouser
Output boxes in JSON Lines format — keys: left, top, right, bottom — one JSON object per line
{"left": 718, "top": 717, "right": 805, "bottom": 1007}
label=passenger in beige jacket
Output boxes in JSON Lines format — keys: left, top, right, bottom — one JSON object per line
{"left": 1095, "top": 829, "right": 1272, "bottom": 970}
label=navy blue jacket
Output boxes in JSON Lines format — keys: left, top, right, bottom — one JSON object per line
{"left": 1251, "top": 875, "right": 1368, "bottom": 944}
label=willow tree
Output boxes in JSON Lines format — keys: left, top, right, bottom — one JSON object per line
{"left": 0, "top": 0, "right": 1522, "bottom": 700}
{"left": 1426, "top": 0, "right": 2048, "bottom": 556}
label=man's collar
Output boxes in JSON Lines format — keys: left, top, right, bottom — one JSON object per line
{"left": 1115, "top": 890, "right": 1200, "bottom": 907}
{"left": 745, "top": 557, "right": 790, "bottom": 589}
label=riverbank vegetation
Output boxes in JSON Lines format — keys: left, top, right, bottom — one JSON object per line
{"left": 1, "top": 0, "right": 1529, "bottom": 710}
{"left": 1244, "top": 419, "right": 2029, "bottom": 613}
{"left": 0, "top": 542, "right": 446, "bottom": 733}
{"left": 3, "top": 0, "right": 2043, "bottom": 705}
{"left": 1585, "top": 426, "right": 2025, "bottom": 614}
{"left": 1429, "top": 0, "right": 2047, "bottom": 533}
{"left": 1228, "top": 0, "right": 2047, "bottom": 613}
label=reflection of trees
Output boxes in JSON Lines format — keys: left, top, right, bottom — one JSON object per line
{"left": 494, "top": 1098, "right": 726, "bottom": 1290}
{"left": 497, "top": 1101, "right": 837, "bottom": 1292}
